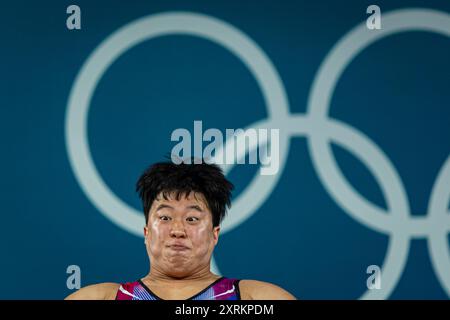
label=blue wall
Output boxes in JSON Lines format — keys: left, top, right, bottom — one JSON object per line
{"left": 1, "top": 0, "right": 449, "bottom": 299}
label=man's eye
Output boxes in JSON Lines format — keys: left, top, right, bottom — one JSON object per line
{"left": 160, "top": 216, "right": 170, "bottom": 221}
{"left": 187, "top": 217, "right": 199, "bottom": 222}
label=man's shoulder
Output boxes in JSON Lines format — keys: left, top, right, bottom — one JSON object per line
{"left": 65, "top": 282, "right": 121, "bottom": 300}
{"left": 238, "top": 279, "right": 296, "bottom": 300}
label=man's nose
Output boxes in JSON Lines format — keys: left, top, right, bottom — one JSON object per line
{"left": 170, "top": 221, "right": 186, "bottom": 238}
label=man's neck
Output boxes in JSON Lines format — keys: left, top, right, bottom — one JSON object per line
{"left": 143, "top": 267, "right": 220, "bottom": 286}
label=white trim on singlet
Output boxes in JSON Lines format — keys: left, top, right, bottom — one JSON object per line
{"left": 210, "top": 285, "right": 236, "bottom": 299}
{"left": 118, "top": 285, "right": 141, "bottom": 300}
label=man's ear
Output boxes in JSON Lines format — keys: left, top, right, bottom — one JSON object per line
{"left": 143, "top": 226, "right": 148, "bottom": 244}
{"left": 213, "top": 226, "right": 220, "bottom": 245}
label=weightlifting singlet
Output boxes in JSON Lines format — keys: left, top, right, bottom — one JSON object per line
{"left": 115, "top": 276, "right": 241, "bottom": 300}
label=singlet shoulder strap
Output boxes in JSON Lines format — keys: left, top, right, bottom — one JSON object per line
{"left": 115, "top": 281, "right": 158, "bottom": 300}
{"left": 192, "top": 277, "right": 241, "bottom": 300}
{"left": 116, "top": 277, "right": 241, "bottom": 300}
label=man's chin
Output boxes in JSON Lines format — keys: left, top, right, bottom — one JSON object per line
{"left": 163, "top": 260, "right": 192, "bottom": 276}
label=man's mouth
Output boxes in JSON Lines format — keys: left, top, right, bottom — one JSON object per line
{"left": 168, "top": 244, "right": 190, "bottom": 251}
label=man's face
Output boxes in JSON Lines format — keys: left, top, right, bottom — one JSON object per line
{"left": 144, "top": 192, "right": 220, "bottom": 278}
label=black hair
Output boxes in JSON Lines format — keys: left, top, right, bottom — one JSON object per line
{"left": 136, "top": 159, "right": 234, "bottom": 227}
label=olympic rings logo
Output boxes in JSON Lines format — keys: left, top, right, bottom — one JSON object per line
{"left": 65, "top": 9, "right": 450, "bottom": 299}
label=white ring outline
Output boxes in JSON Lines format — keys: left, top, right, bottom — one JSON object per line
{"left": 65, "top": 12, "right": 290, "bottom": 236}
{"left": 65, "top": 9, "right": 450, "bottom": 299}
{"left": 306, "top": 9, "right": 450, "bottom": 299}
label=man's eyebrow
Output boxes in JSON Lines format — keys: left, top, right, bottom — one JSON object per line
{"left": 187, "top": 204, "right": 204, "bottom": 212}
{"left": 155, "top": 204, "right": 173, "bottom": 211}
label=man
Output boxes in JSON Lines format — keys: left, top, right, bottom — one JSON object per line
{"left": 66, "top": 160, "right": 296, "bottom": 300}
